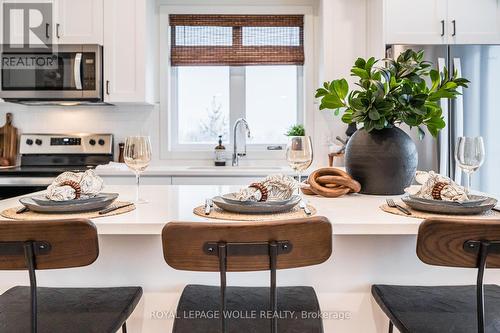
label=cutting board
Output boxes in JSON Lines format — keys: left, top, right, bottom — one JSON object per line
{"left": 0, "top": 113, "right": 18, "bottom": 166}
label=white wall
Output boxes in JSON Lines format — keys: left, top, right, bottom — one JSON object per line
{"left": 0, "top": 0, "right": 371, "bottom": 168}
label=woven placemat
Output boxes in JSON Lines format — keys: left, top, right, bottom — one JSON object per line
{"left": 381, "top": 203, "right": 500, "bottom": 219}
{"left": 1, "top": 201, "right": 135, "bottom": 221}
{"left": 193, "top": 204, "right": 317, "bottom": 221}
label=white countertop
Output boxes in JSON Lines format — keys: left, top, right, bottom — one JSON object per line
{"left": 0, "top": 185, "right": 427, "bottom": 235}
{"left": 94, "top": 164, "right": 294, "bottom": 177}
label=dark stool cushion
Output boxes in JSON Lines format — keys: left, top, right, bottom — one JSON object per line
{"left": 0, "top": 286, "right": 143, "bottom": 333}
{"left": 173, "top": 284, "right": 323, "bottom": 333}
{"left": 372, "top": 284, "right": 500, "bottom": 333}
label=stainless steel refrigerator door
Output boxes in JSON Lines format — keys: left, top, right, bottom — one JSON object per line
{"left": 450, "top": 45, "right": 500, "bottom": 197}
{"left": 386, "top": 44, "right": 449, "bottom": 174}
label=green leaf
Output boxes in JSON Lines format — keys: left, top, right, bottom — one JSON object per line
{"left": 321, "top": 94, "right": 345, "bottom": 109}
{"left": 341, "top": 111, "right": 353, "bottom": 124}
{"left": 368, "top": 109, "right": 381, "bottom": 120}
{"left": 333, "top": 79, "right": 349, "bottom": 100}
{"left": 417, "top": 127, "right": 426, "bottom": 140}
{"left": 351, "top": 68, "right": 369, "bottom": 79}
{"left": 354, "top": 58, "right": 366, "bottom": 69}
{"left": 314, "top": 88, "right": 328, "bottom": 98}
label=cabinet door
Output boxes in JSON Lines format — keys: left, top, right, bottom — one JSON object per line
{"left": 55, "top": 0, "right": 103, "bottom": 44}
{"left": 103, "top": 0, "right": 150, "bottom": 104}
{"left": 0, "top": 0, "right": 54, "bottom": 45}
{"left": 448, "top": 0, "right": 500, "bottom": 44}
{"left": 385, "top": 0, "right": 447, "bottom": 44}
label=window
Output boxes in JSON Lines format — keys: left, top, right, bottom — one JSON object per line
{"left": 168, "top": 14, "right": 304, "bottom": 151}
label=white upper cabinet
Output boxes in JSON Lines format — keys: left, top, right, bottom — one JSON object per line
{"left": 55, "top": 0, "right": 103, "bottom": 44}
{"left": 385, "top": 0, "right": 447, "bottom": 44}
{"left": 103, "top": 0, "right": 154, "bottom": 104}
{"left": 448, "top": 0, "right": 500, "bottom": 44}
{"left": 0, "top": 0, "right": 54, "bottom": 45}
{"left": 385, "top": 0, "right": 500, "bottom": 44}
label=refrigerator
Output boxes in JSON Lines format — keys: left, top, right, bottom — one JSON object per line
{"left": 387, "top": 44, "right": 500, "bottom": 198}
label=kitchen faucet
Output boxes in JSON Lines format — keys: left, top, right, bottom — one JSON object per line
{"left": 232, "top": 118, "right": 251, "bottom": 166}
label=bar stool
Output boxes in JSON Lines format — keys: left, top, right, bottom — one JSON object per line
{"left": 162, "top": 216, "right": 332, "bottom": 333}
{"left": 0, "top": 219, "right": 143, "bottom": 333}
{"left": 372, "top": 217, "right": 500, "bottom": 333}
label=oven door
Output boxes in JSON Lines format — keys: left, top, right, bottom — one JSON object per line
{"left": 0, "top": 44, "right": 102, "bottom": 100}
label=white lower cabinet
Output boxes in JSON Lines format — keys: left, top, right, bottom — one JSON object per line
{"left": 171, "top": 176, "right": 262, "bottom": 185}
{"left": 101, "top": 176, "right": 172, "bottom": 185}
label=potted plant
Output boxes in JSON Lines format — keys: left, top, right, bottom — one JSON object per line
{"left": 315, "top": 49, "right": 469, "bottom": 194}
{"left": 285, "top": 124, "right": 306, "bottom": 150}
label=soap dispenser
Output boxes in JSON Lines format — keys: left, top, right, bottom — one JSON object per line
{"left": 214, "top": 135, "right": 226, "bottom": 166}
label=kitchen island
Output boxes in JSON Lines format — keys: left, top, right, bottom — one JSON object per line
{"left": 0, "top": 185, "right": 497, "bottom": 333}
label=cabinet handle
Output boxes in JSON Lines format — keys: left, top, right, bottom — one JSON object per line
{"left": 452, "top": 20, "right": 456, "bottom": 36}
{"left": 106, "top": 80, "right": 110, "bottom": 95}
{"left": 45, "top": 23, "right": 50, "bottom": 39}
{"left": 56, "top": 24, "right": 60, "bottom": 39}
{"left": 440, "top": 20, "right": 445, "bottom": 36}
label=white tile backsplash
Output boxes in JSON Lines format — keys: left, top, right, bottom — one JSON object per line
{"left": 0, "top": 102, "right": 161, "bottom": 162}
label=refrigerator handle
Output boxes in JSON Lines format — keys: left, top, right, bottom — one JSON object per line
{"left": 437, "top": 57, "right": 449, "bottom": 177}
{"left": 452, "top": 57, "right": 465, "bottom": 184}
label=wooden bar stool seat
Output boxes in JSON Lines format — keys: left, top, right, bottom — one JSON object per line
{"left": 0, "top": 219, "right": 142, "bottom": 333}
{"left": 372, "top": 218, "right": 500, "bottom": 333}
{"left": 162, "top": 217, "right": 332, "bottom": 333}
{"left": 0, "top": 286, "right": 142, "bottom": 333}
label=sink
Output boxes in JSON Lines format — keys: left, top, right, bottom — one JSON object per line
{"left": 187, "top": 166, "right": 283, "bottom": 170}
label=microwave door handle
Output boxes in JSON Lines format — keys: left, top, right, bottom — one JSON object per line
{"left": 74, "top": 53, "right": 82, "bottom": 90}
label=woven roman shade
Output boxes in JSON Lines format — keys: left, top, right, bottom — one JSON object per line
{"left": 169, "top": 14, "right": 304, "bottom": 66}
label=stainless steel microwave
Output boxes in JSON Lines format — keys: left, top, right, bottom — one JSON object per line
{"left": 0, "top": 44, "right": 103, "bottom": 104}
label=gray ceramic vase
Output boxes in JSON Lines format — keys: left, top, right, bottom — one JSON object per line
{"left": 345, "top": 127, "right": 418, "bottom": 195}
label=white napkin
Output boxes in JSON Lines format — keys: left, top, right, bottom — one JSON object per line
{"left": 235, "top": 174, "right": 298, "bottom": 202}
{"left": 405, "top": 171, "right": 468, "bottom": 202}
{"left": 46, "top": 170, "right": 104, "bottom": 201}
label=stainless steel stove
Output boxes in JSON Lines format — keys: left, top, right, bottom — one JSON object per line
{"left": 0, "top": 133, "right": 113, "bottom": 199}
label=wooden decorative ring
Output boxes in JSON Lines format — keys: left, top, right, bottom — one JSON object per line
{"left": 305, "top": 168, "right": 361, "bottom": 198}
{"left": 60, "top": 180, "right": 82, "bottom": 199}
{"left": 249, "top": 183, "right": 269, "bottom": 202}
{"left": 432, "top": 182, "right": 447, "bottom": 200}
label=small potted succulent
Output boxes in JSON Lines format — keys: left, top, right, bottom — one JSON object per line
{"left": 315, "top": 49, "right": 469, "bottom": 194}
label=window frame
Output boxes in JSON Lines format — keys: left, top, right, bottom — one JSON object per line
{"left": 159, "top": 4, "right": 315, "bottom": 160}
{"left": 170, "top": 65, "right": 304, "bottom": 152}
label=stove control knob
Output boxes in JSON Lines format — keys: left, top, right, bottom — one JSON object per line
{"left": 98, "top": 139, "right": 105, "bottom": 146}
{"left": 89, "top": 139, "right": 96, "bottom": 146}
{"left": 35, "top": 139, "right": 42, "bottom": 146}
{"left": 26, "top": 139, "right": 33, "bottom": 145}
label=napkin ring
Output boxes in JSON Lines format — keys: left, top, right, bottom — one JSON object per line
{"left": 60, "top": 180, "right": 82, "bottom": 199}
{"left": 432, "top": 182, "right": 447, "bottom": 200}
{"left": 249, "top": 183, "right": 268, "bottom": 202}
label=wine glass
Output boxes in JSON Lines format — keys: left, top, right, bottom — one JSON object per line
{"left": 124, "top": 136, "right": 152, "bottom": 204}
{"left": 454, "top": 136, "right": 485, "bottom": 194}
{"left": 286, "top": 136, "right": 313, "bottom": 192}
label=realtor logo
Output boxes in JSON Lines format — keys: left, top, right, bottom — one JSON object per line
{"left": 2, "top": 2, "right": 53, "bottom": 49}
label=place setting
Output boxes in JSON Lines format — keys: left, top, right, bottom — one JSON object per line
{"left": 194, "top": 174, "right": 315, "bottom": 221}
{"left": 1, "top": 170, "right": 135, "bottom": 220}
{"left": 381, "top": 137, "right": 499, "bottom": 219}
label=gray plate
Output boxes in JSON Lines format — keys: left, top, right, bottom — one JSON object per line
{"left": 31, "top": 193, "right": 119, "bottom": 206}
{"left": 212, "top": 195, "right": 301, "bottom": 214}
{"left": 402, "top": 196, "right": 498, "bottom": 215}
{"left": 221, "top": 193, "right": 297, "bottom": 206}
{"left": 20, "top": 195, "right": 117, "bottom": 213}
{"left": 408, "top": 194, "right": 488, "bottom": 207}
